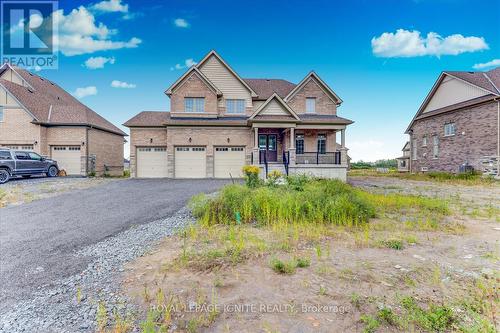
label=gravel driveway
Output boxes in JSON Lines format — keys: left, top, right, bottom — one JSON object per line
{"left": 0, "top": 178, "right": 230, "bottom": 332}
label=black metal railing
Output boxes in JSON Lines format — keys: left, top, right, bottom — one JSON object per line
{"left": 282, "top": 150, "right": 290, "bottom": 176}
{"left": 295, "top": 151, "right": 341, "bottom": 165}
{"left": 259, "top": 150, "right": 268, "bottom": 178}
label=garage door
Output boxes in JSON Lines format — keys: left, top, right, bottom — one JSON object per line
{"left": 136, "top": 147, "right": 168, "bottom": 178}
{"left": 2, "top": 145, "right": 34, "bottom": 151}
{"left": 175, "top": 147, "right": 206, "bottom": 178}
{"left": 214, "top": 147, "right": 245, "bottom": 178}
{"left": 51, "top": 146, "right": 81, "bottom": 175}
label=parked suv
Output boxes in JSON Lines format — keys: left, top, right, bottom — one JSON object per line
{"left": 0, "top": 148, "right": 59, "bottom": 184}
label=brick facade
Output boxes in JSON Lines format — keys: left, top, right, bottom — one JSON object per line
{"left": 170, "top": 72, "right": 218, "bottom": 114}
{"left": 0, "top": 108, "right": 41, "bottom": 152}
{"left": 409, "top": 101, "right": 498, "bottom": 173}
{"left": 88, "top": 128, "right": 124, "bottom": 176}
{"left": 287, "top": 78, "right": 338, "bottom": 115}
{"left": 129, "top": 127, "right": 168, "bottom": 177}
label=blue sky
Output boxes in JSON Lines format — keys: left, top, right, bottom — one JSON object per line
{"left": 32, "top": 0, "right": 500, "bottom": 160}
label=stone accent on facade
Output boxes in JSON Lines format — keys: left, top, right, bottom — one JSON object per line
{"left": 409, "top": 101, "right": 498, "bottom": 173}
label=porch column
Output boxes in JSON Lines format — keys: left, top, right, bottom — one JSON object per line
{"left": 288, "top": 127, "right": 296, "bottom": 166}
{"left": 339, "top": 128, "right": 347, "bottom": 166}
{"left": 341, "top": 129, "right": 345, "bottom": 148}
{"left": 252, "top": 127, "right": 259, "bottom": 165}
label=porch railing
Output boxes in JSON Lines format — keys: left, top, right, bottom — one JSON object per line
{"left": 282, "top": 150, "right": 290, "bottom": 176}
{"left": 259, "top": 150, "right": 268, "bottom": 178}
{"left": 295, "top": 151, "right": 341, "bottom": 165}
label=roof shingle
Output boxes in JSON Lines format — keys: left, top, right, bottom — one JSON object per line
{"left": 243, "top": 79, "right": 296, "bottom": 99}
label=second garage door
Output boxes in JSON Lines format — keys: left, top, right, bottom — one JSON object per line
{"left": 137, "top": 147, "right": 168, "bottom": 178}
{"left": 175, "top": 147, "right": 206, "bottom": 178}
{"left": 51, "top": 146, "right": 81, "bottom": 175}
{"left": 214, "top": 147, "right": 245, "bottom": 178}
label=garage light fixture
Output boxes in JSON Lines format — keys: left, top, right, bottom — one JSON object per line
{"left": 150, "top": 138, "right": 153, "bottom": 143}
{"left": 82, "top": 142, "right": 85, "bottom": 146}
{"left": 189, "top": 137, "right": 192, "bottom": 143}
{"left": 227, "top": 137, "right": 230, "bottom": 143}
{"left": 34, "top": 140, "right": 38, "bottom": 145}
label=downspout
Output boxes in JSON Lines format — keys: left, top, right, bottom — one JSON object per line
{"left": 86, "top": 127, "right": 89, "bottom": 176}
{"left": 497, "top": 98, "right": 500, "bottom": 178}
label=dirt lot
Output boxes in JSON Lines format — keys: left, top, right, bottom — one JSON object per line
{"left": 120, "top": 177, "right": 499, "bottom": 333}
{"left": 0, "top": 177, "right": 117, "bottom": 208}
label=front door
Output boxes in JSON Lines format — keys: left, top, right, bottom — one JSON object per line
{"left": 258, "top": 134, "right": 277, "bottom": 162}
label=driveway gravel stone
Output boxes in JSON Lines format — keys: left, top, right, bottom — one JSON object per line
{"left": 0, "top": 179, "right": 229, "bottom": 332}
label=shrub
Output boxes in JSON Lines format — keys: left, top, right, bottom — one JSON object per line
{"left": 270, "top": 258, "right": 297, "bottom": 274}
{"left": 242, "top": 165, "right": 260, "bottom": 188}
{"left": 286, "top": 174, "right": 310, "bottom": 191}
{"left": 123, "top": 170, "right": 130, "bottom": 177}
{"left": 296, "top": 257, "right": 310, "bottom": 268}
{"left": 383, "top": 239, "right": 404, "bottom": 250}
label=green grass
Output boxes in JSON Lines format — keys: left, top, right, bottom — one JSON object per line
{"left": 382, "top": 238, "right": 404, "bottom": 250}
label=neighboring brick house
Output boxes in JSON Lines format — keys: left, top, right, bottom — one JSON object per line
{"left": 124, "top": 50, "right": 353, "bottom": 180}
{"left": 396, "top": 141, "right": 410, "bottom": 172}
{"left": 406, "top": 68, "right": 500, "bottom": 174}
{"left": 0, "top": 63, "right": 126, "bottom": 176}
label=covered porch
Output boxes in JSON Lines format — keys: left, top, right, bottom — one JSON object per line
{"left": 250, "top": 123, "right": 349, "bottom": 180}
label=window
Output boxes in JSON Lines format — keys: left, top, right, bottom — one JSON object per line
{"left": 306, "top": 98, "right": 316, "bottom": 113}
{"left": 412, "top": 138, "right": 417, "bottom": 160}
{"left": 0, "top": 151, "right": 12, "bottom": 160}
{"left": 422, "top": 136, "right": 427, "bottom": 147}
{"left": 444, "top": 123, "right": 456, "bottom": 136}
{"left": 15, "top": 152, "right": 29, "bottom": 160}
{"left": 28, "top": 152, "right": 42, "bottom": 160}
{"left": 295, "top": 134, "right": 304, "bottom": 154}
{"left": 0, "top": 106, "right": 4, "bottom": 122}
{"left": 184, "top": 97, "right": 205, "bottom": 113}
{"left": 432, "top": 135, "right": 439, "bottom": 158}
{"left": 317, "top": 134, "right": 326, "bottom": 154}
{"left": 226, "top": 99, "right": 245, "bottom": 114}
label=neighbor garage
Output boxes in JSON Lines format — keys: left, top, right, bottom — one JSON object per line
{"left": 175, "top": 147, "right": 206, "bottom": 178}
{"left": 214, "top": 146, "right": 245, "bottom": 178}
{"left": 51, "top": 146, "right": 81, "bottom": 175}
{"left": 136, "top": 147, "right": 168, "bottom": 178}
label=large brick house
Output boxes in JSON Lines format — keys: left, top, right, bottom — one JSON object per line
{"left": 0, "top": 63, "right": 126, "bottom": 176}
{"left": 406, "top": 68, "right": 500, "bottom": 174}
{"left": 124, "top": 50, "right": 353, "bottom": 180}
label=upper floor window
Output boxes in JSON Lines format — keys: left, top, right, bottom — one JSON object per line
{"left": 422, "top": 136, "right": 427, "bottom": 147}
{"left": 184, "top": 97, "right": 205, "bottom": 113}
{"left": 226, "top": 99, "right": 245, "bottom": 114}
{"left": 432, "top": 135, "right": 439, "bottom": 158}
{"left": 444, "top": 122, "right": 456, "bottom": 136}
{"left": 306, "top": 98, "right": 316, "bottom": 113}
{"left": 0, "top": 106, "right": 4, "bottom": 122}
{"left": 317, "top": 134, "right": 326, "bottom": 154}
{"left": 295, "top": 134, "right": 304, "bottom": 154}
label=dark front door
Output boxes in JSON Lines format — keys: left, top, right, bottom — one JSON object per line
{"left": 258, "top": 134, "right": 277, "bottom": 162}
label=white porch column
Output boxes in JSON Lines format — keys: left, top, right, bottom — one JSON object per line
{"left": 252, "top": 127, "right": 259, "bottom": 165}
{"left": 339, "top": 128, "right": 348, "bottom": 167}
{"left": 341, "top": 129, "right": 345, "bottom": 148}
{"left": 289, "top": 127, "right": 296, "bottom": 166}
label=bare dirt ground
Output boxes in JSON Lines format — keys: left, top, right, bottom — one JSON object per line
{"left": 0, "top": 177, "right": 117, "bottom": 208}
{"left": 121, "top": 177, "right": 499, "bottom": 332}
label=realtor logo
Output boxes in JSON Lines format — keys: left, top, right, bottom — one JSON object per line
{"left": 1, "top": 0, "right": 58, "bottom": 69}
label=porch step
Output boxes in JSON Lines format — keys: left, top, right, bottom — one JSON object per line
{"left": 259, "top": 164, "right": 287, "bottom": 178}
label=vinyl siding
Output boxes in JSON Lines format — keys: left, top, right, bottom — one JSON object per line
{"left": 0, "top": 68, "right": 28, "bottom": 86}
{"left": 259, "top": 99, "right": 290, "bottom": 116}
{"left": 0, "top": 85, "right": 21, "bottom": 106}
{"left": 198, "top": 55, "right": 252, "bottom": 108}
{"left": 423, "top": 76, "right": 489, "bottom": 113}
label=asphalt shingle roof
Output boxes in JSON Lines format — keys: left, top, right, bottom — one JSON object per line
{"left": 0, "top": 66, "right": 125, "bottom": 136}
{"left": 243, "top": 79, "right": 296, "bottom": 99}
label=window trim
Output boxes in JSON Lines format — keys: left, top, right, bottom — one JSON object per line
{"left": 0, "top": 106, "right": 4, "bottom": 122}
{"left": 184, "top": 97, "right": 205, "bottom": 113}
{"left": 432, "top": 135, "right": 439, "bottom": 159}
{"left": 422, "top": 135, "right": 427, "bottom": 147}
{"left": 411, "top": 138, "right": 417, "bottom": 161}
{"left": 295, "top": 134, "right": 304, "bottom": 155}
{"left": 444, "top": 122, "right": 456, "bottom": 137}
{"left": 225, "top": 99, "right": 246, "bottom": 114}
{"left": 306, "top": 97, "right": 316, "bottom": 113}
{"left": 317, "top": 133, "right": 327, "bottom": 154}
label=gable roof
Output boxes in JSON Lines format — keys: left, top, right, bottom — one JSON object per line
{"left": 164, "top": 66, "right": 222, "bottom": 96}
{"left": 402, "top": 141, "right": 410, "bottom": 151}
{"left": 0, "top": 64, "right": 125, "bottom": 136}
{"left": 284, "top": 71, "right": 343, "bottom": 104}
{"left": 123, "top": 111, "right": 171, "bottom": 127}
{"left": 249, "top": 93, "right": 300, "bottom": 121}
{"left": 196, "top": 50, "right": 258, "bottom": 97}
{"left": 243, "top": 79, "right": 296, "bottom": 100}
{"left": 405, "top": 67, "right": 500, "bottom": 133}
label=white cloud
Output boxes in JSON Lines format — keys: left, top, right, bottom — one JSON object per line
{"left": 73, "top": 86, "right": 97, "bottom": 98}
{"left": 91, "top": 0, "right": 128, "bottom": 13}
{"left": 51, "top": 6, "right": 141, "bottom": 56}
{"left": 170, "top": 58, "right": 197, "bottom": 70}
{"left": 84, "top": 56, "right": 115, "bottom": 69}
{"left": 174, "top": 18, "right": 189, "bottom": 28}
{"left": 111, "top": 80, "right": 136, "bottom": 88}
{"left": 371, "top": 29, "right": 488, "bottom": 58}
{"left": 473, "top": 59, "right": 500, "bottom": 70}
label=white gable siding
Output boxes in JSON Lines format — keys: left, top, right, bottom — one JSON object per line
{"left": 198, "top": 55, "right": 252, "bottom": 107}
{"left": 0, "top": 86, "right": 21, "bottom": 106}
{"left": 260, "top": 100, "right": 290, "bottom": 116}
{"left": 0, "top": 68, "right": 27, "bottom": 86}
{"left": 252, "top": 100, "right": 264, "bottom": 113}
{"left": 423, "top": 76, "right": 488, "bottom": 113}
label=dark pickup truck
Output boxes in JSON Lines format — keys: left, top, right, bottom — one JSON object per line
{"left": 0, "top": 148, "right": 59, "bottom": 184}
